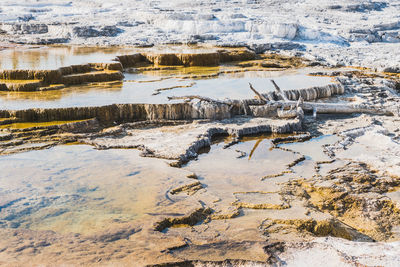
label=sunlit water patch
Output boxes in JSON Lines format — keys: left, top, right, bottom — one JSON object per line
{"left": 0, "top": 46, "right": 138, "bottom": 70}
{"left": 0, "top": 145, "right": 188, "bottom": 235}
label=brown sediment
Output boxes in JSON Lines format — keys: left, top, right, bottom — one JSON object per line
{"left": 144, "top": 52, "right": 220, "bottom": 67}
{"left": 0, "top": 117, "right": 19, "bottom": 125}
{"left": 0, "top": 63, "right": 124, "bottom": 92}
{"left": 140, "top": 49, "right": 257, "bottom": 67}
{"left": 0, "top": 69, "right": 62, "bottom": 83}
{"left": 261, "top": 53, "right": 308, "bottom": 68}
{"left": 235, "top": 53, "right": 306, "bottom": 69}
{"left": 232, "top": 192, "right": 290, "bottom": 210}
{"left": 115, "top": 53, "right": 147, "bottom": 68}
{"left": 154, "top": 208, "right": 212, "bottom": 232}
{"left": 60, "top": 70, "right": 124, "bottom": 85}
{"left": 58, "top": 64, "right": 92, "bottom": 76}
{"left": 0, "top": 80, "right": 43, "bottom": 92}
{"left": 287, "top": 155, "right": 306, "bottom": 168}
{"left": 262, "top": 170, "right": 292, "bottom": 180}
{"left": 186, "top": 173, "right": 198, "bottom": 179}
{"left": 170, "top": 181, "right": 204, "bottom": 195}
{"left": 218, "top": 49, "right": 257, "bottom": 62}
{"left": 89, "top": 62, "right": 123, "bottom": 71}
{"left": 263, "top": 218, "right": 368, "bottom": 241}
{"left": 117, "top": 48, "right": 257, "bottom": 69}
{"left": 210, "top": 208, "right": 241, "bottom": 220}
{"left": 271, "top": 133, "right": 312, "bottom": 145}
{"left": 283, "top": 162, "right": 400, "bottom": 241}
{"left": 0, "top": 119, "right": 91, "bottom": 130}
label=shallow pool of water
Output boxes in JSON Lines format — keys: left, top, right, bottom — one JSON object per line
{"left": 0, "top": 145, "right": 188, "bottom": 235}
{"left": 0, "top": 46, "right": 140, "bottom": 70}
{"left": 183, "top": 135, "right": 301, "bottom": 208}
{"left": 278, "top": 134, "right": 340, "bottom": 162}
{"left": 0, "top": 132, "right": 318, "bottom": 236}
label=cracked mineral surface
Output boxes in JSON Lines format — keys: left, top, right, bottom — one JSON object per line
{"left": 0, "top": 17, "right": 399, "bottom": 266}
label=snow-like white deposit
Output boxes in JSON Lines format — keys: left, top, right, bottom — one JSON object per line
{"left": 0, "top": 0, "right": 399, "bottom": 70}
{"left": 280, "top": 237, "right": 400, "bottom": 267}
{"left": 332, "top": 124, "right": 400, "bottom": 177}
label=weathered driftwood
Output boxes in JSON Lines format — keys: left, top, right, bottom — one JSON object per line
{"left": 168, "top": 92, "right": 393, "bottom": 116}
{"left": 298, "top": 102, "right": 392, "bottom": 115}
{"left": 249, "top": 83, "right": 268, "bottom": 103}
{"left": 246, "top": 99, "right": 393, "bottom": 116}
{"left": 277, "top": 108, "right": 298, "bottom": 118}
{"left": 296, "top": 97, "right": 305, "bottom": 120}
{"left": 251, "top": 82, "right": 394, "bottom": 116}
{"left": 166, "top": 80, "right": 394, "bottom": 118}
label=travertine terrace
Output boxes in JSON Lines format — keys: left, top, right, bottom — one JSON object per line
{"left": 1, "top": 1, "right": 400, "bottom": 266}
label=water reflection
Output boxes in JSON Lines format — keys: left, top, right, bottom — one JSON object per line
{"left": 0, "top": 46, "right": 138, "bottom": 70}
{"left": 0, "top": 45, "right": 218, "bottom": 70}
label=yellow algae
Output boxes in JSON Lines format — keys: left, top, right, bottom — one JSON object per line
{"left": 0, "top": 79, "right": 42, "bottom": 84}
{"left": 139, "top": 65, "right": 222, "bottom": 77}
{"left": 259, "top": 54, "right": 307, "bottom": 67}
{"left": 345, "top": 65, "right": 372, "bottom": 71}
{"left": 0, "top": 119, "right": 88, "bottom": 129}
{"left": 266, "top": 218, "right": 356, "bottom": 240}
{"left": 0, "top": 79, "right": 124, "bottom": 102}
{"left": 0, "top": 117, "right": 16, "bottom": 122}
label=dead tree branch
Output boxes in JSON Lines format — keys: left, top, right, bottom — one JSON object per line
{"left": 248, "top": 83, "right": 268, "bottom": 103}
{"left": 271, "top": 79, "right": 289, "bottom": 102}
